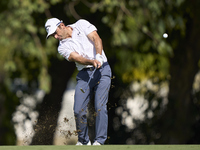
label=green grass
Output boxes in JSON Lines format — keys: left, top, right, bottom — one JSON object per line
{"left": 0, "top": 145, "right": 199, "bottom": 150}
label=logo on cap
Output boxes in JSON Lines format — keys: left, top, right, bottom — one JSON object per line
{"left": 45, "top": 25, "right": 51, "bottom": 33}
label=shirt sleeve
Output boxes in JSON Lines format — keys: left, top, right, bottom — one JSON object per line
{"left": 58, "top": 40, "right": 80, "bottom": 61}
{"left": 77, "top": 19, "right": 97, "bottom": 35}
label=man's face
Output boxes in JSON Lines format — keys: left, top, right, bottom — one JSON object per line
{"left": 52, "top": 24, "right": 67, "bottom": 41}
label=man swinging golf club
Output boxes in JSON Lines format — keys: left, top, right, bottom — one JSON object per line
{"left": 45, "top": 18, "right": 112, "bottom": 145}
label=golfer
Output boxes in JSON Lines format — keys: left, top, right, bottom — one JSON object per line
{"left": 45, "top": 18, "right": 112, "bottom": 145}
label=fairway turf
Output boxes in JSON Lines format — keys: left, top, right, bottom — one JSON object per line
{"left": 0, "top": 145, "right": 200, "bottom": 150}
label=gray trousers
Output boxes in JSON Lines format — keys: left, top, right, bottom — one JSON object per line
{"left": 74, "top": 62, "right": 111, "bottom": 144}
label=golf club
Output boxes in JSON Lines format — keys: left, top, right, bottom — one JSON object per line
{"left": 80, "top": 67, "right": 97, "bottom": 93}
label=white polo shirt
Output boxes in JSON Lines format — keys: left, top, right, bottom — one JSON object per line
{"left": 58, "top": 19, "right": 107, "bottom": 71}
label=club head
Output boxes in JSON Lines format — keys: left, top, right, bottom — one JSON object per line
{"left": 80, "top": 88, "right": 85, "bottom": 93}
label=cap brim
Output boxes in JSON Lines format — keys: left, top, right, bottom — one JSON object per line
{"left": 46, "top": 33, "right": 52, "bottom": 39}
{"left": 46, "top": 26, "right": 57, "bottom": 39}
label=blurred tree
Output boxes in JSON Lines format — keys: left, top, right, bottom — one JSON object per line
{"left": 90, "top": 0, "right": 200, "bottom": 144}
{"left": 160, "top": 0, "right": 200, "bottom": 143}
{"left": 0, "top": 0, "right": 75, "bottom": 144}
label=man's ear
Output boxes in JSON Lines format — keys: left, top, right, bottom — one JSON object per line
{"left": 61, "top": 23, "right": 65, "bottom": 27}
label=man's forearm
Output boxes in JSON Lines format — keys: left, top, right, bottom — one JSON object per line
{"left": 68, "top": 52, "right": 101, "bottom": 68}
{"left": 68, "top": 52, "right": 93, "bottom": 65}
{"left": 94, "top": 37, "right": 103, "bottom": 55}
{"left": 88, "top": 31, "right": 103, "bottom": 55}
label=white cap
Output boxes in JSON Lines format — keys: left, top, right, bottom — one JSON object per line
{"left": 45, "top": 18, "right": 63, "bottom": 39}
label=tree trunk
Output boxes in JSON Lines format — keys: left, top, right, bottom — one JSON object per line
{"left": 31, "top": 59, "right": 75, "bottom": 145}
{"left": 158, "top": 1, "right": 200, "bottom": 143}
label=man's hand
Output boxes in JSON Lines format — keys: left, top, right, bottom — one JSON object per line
{"left": 93, "top": 59, "right": 101, "bottom": 69}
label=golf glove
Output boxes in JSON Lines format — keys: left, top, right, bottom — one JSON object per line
{"left": 96, "top": 53, "right": 104, "bottom": 66}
